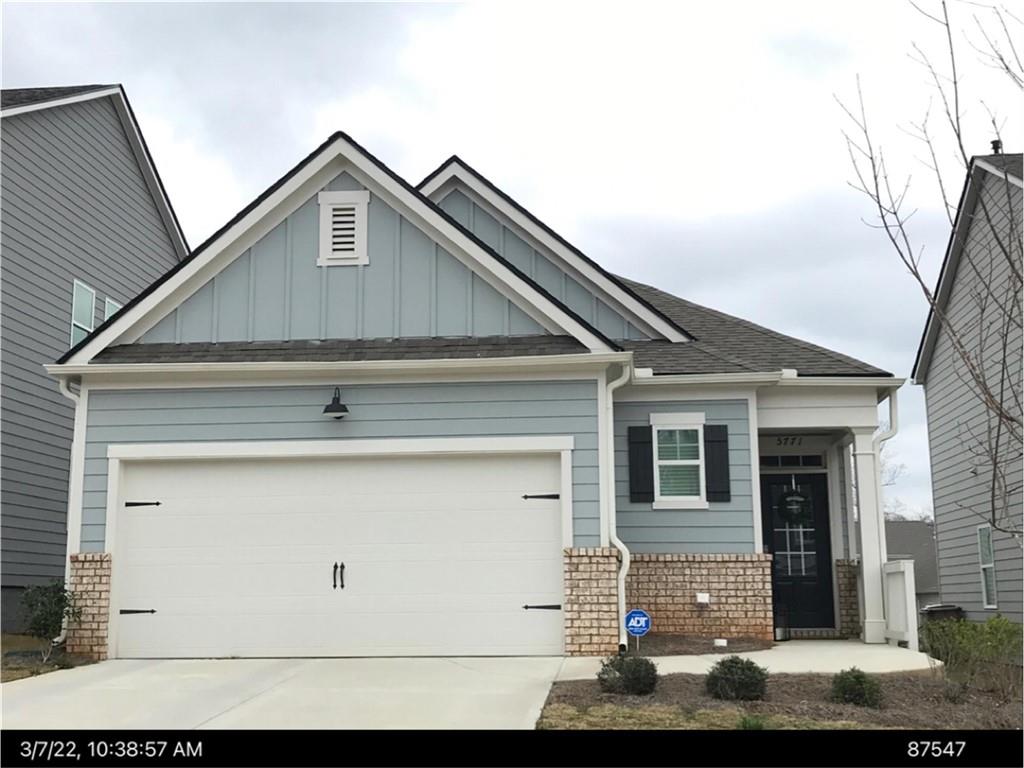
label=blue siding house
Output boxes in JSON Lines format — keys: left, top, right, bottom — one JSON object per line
{"left": 46, "top": 132, "right": 912, "bottom": 659}
{"left": 1, "top": 85, "right": 186, "bottom": 630}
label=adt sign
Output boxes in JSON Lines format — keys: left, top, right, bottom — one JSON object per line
{"left": 624, "top": 609, "right": 651, "bottom": 637}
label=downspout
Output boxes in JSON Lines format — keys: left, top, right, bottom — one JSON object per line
{"left": 52, "top": 377, "right": 80, "bottom": 648}
{"left": 605, "top": 362, "right": 633, "bottom": 652}
{"left": 872, "top": 387, "right": 899, "bottom": 567}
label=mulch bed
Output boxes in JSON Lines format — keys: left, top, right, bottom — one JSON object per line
{"left": 545, "top": 671, "right": 1023, "bottom": 729}
{"left": 625, "top": 634, "right": 772, "bottom": 657}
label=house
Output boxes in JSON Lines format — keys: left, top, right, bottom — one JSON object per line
{"left": 912, "top": 151, "right": 1023, "bottom": 624}
{"left": 885, "top": 520, "right": 940, "bottom": 611}
{"left": 45, "top": 132, "right": 909, "bottom": 660}
{"left": 0, "top": 85, "right": 187, "bottom": 630}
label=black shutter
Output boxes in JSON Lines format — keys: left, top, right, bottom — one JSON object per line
{"left": 704, "top": 424, "right": 731, "bottom": 502}
{"left": 627, "top": 426, "right": 654, "bottom": 503}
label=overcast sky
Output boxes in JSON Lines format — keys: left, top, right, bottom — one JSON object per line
{"left": 4, "top": 1, "right": 1021, "bottom": 517}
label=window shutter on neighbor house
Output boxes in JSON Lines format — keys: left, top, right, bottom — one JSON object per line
{"left": 704, "top": 424, "right": 731, "bottom": 502}
{"left": 627, "top": 426, "right": 654, "bottom": 503}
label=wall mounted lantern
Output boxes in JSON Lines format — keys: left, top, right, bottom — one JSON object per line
{"left": 322, "top": 387, "right": 349, "bottom": 420}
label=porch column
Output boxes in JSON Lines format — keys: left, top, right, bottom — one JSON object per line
{"left": 852, "top": 428, "right": 886, "bottom": 643}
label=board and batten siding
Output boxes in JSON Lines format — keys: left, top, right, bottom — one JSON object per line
{"left": 80, "top": 380, "right": 600, "bottom": 549}
{"left": 613, "top": 400, "right": 753, "bottom": 553}
{"left": 437, "top": 188, "right": 649, "bottom": 341}
{"left": 923, "top": 171, "right": 1023, "bottom": 623}
{"left": 142, "top": 173, "right": 545, "bottom": 344}
{"left": 0, "top": 96, "right": 180, "bottom": 607}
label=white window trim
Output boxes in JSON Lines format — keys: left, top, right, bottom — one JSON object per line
{"left": 103, "top": 297, "right": 123, "bottom": 321}
{"left": 650, "top": 412, "right": 708, "bottom": 510}
{"left": 977, "top": 524, "right": 998, "bottom": 609}
{"left": 71, "top": 279, "right": 96, "bottom": 346}
{"left": 317, "top": 189, "right": 370, "bottom": 266}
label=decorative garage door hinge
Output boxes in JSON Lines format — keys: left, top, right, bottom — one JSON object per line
{"left": 522, "top": 604, "right": 562, "bottom": 610}
{"left": 521, "top": 493, "right": 559, "bottom": 500}
{"left": 119, "top": 609, "right": 157, "bottom": 615}
{"left": 125, "top": 501, "right": 162, "bottom": 507}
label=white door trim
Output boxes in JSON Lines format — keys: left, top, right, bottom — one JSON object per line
{"left": 102, "top": 436, "right": 575, "bottom": 658}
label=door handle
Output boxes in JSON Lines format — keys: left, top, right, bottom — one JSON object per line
{"left": 338, "top": 562, "right": 345, "bottom": 590}
{"left": 333, "top": 562, "right": 338, "bottom": 589}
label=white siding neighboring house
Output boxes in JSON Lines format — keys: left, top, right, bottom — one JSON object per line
{"left": 46, "top": 131, "right": 913, "bottom": 659}
{"left": 912, "top": 152, "right": 1023, "bottom": 624}
{"left": 1, "top": 85, "right": 186, "bottom": 630}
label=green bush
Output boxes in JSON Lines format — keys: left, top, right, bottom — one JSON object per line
{"left": 705, "top": 656, "right": 768, "bottom": 701}
{"left": 21, "top": 580, "right": 82, "bottom": 664}
{"left": 737, "top": 714, "right": 766, "bottom": 730}
{"left": 597, "top": 655, "right": 659, "bottom": 695}
{"left": 922, "top": 616, "right": 1023, "bottom": 700}
{"left": 830, "top": 667, "right": 882, "bottom": 708}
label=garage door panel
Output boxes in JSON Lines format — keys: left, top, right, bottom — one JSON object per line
{"left": 113, "top": 452, "right": 565, "bottom": 657}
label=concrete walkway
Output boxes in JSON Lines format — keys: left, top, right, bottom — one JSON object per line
{"left": 558, "top": 640, "right": 936, "bottom": 680}
{"left": 2, "top": 657, "right": 562, "bottom": 730}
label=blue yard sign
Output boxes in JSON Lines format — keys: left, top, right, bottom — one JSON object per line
{"left": 624, "top": 609, "right": 651, "bottom": 637}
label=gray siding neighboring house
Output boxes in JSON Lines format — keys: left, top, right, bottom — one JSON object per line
{"left": 913, "top": 153, "right": 1023, "bottom": 623}
{"left": 885, "top": 520, "right": 941, "bottom": 611}
{"left": 0, "top": 85, "right": 185, "bottom": 629}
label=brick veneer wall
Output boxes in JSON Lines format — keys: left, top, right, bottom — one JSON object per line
{"left": 835, "top": 559, "right": 861, "bottom": 638}
{"left": 625, "top": 553, "right": 773, "bottom": 640}
{"left": 66, "top": 553, "right": 111, "bottom": 660}
{"left": 563, "top": 547, "right": 620, "bottom": 656}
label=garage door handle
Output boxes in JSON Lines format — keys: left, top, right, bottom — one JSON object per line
{"left": 333, "top": 562, "right": 338, "bottom": 589}
{"left": 522, "top": 604, "right": 561, "bottom": 610}
{"left": 338, "top": 562, "right": 345, "bottom": 589}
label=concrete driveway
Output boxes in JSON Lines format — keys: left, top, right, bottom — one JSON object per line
{"left": 1, "top": 657, "right": 562, "bottom": 729}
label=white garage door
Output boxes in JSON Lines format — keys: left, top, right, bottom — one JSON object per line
{"left": 112, "top": 452, "right": 565, "bottom": 658}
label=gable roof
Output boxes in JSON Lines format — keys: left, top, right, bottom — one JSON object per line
{"left": 417, "top": 156, "right": 692, "bottom": 343}
{"left": 621, "top": 278, "right": 890, "bottom": 376}
{"left": 56, "top": 131, "right": 620, "bottom": 366}
{"left": 1, "top": 83, "right": 189, "bottom": 260}
{"left": 912, "top": 152, "right": 1023, "bottom": 384}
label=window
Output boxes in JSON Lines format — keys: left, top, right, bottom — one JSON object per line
{"left": 70, "top": 280, "right": 96, "bottom": 346}
{"left": 317, "top": 190, "right": 370, "bottom": 266}
{"left": 103, "top": 297, "right": 123, "bottom": 321}
{"left": 650, "top": 412, "right": 706, "bottom": 509}
{"left": 977, "top": 525, "right": 998, "bottom": 609}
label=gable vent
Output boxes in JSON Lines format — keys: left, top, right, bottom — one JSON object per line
{"left": 317, "top": 189, "right": 370, "bottom": 266}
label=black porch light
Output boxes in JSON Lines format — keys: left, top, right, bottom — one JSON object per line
{"left": 322, "top": 387, "right": 349, "bottom": 420}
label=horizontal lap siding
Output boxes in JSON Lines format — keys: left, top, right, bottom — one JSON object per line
{"left": 80, "top": 380, "right": 600, "bottom": 549}
{"left": 0, "top": 98, "right": 179, "bottom": 589}
{"left": 613, "top": 399, "right": 753, "bottom": 553}
{"left": 923, "top": 173, "right": 1022, "bottom": 622}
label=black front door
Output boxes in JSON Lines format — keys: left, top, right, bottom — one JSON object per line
{"left": 760, "top": 473, "right": 834, "bottom": 629}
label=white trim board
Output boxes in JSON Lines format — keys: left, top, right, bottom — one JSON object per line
{"left": 61, "top": 133, "right": 616, "bottom": 365}
{"left": 419, "top": 159, "right": 690, "bottom": 343}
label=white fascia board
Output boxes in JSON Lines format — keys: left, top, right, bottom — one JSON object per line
{"left": 420, "top": 161, "right": 690, "bottom": 343}
{"left": 975, "top": 159, "right": 1023, "bottom": 188}
{"left": 46, "top": 351, "right": 633, "bottom": 381}
{"left": 65, "top": 137, "right": 613, "bottom": 364}
{"left": 774, "top": 376, "right": 905, "bottom": 388}
{"left": 631, "top": 371, "right": 785, "bottom": 386}
{"left": 107, "top": 435, "right": 574, "bottom": 461}
{"left": 0, "top": 86, "right": 121, "bottom": 117}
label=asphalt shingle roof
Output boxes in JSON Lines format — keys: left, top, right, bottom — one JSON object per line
{"left": 1, "top": 84, "right": 114, "bottom": 109}
{"left": 93, "top": 335, "right": 588, "bottom": 364}
{"left": 977, "top": 152, "right": 1023, "bottom": 179}
{"left": 620, "top": 278, "right": 890, "bottom": 376}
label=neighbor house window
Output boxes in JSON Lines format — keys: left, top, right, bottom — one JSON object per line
{"left": 103, "top": 297, "right": 123, "bottom": 321}
{"left": 70, "top": 279, "right": 96, "bottom": 346}
{"left": 317, "top": 190, "right": 370, "bottom": 266}
{"left": 977, "top": 525, "right": 998, "bottom": 609}
{"left": 650, "top": 412, "right": 706, "bottom": 509}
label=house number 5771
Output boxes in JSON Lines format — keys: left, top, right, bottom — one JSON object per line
{"left": 775, "top": 436, "right": 803, "bottom": 446}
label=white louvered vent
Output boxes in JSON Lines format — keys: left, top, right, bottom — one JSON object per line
{"left": 317, "top": 190, "right": 370, "bottom": 266}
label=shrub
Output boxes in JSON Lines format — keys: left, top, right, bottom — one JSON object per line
{"left": 737, "top": 714, "right": 766, "bottom": 730}
{"left": 596, "top": 655, "right": 659, "bottom": 695}
{"left": 922, "top": 616, "right": 1023, "bottom": 700}
{"left": 21, "top": 581, "right": 81, "bottom": 664}
{"left": 830, "top": 667, "right": 882, "bottom": 708}
{"left": 705, "top": 656, "right": 768, "bottom": 701}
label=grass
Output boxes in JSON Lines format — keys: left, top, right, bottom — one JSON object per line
{"left": 1, "top": 633, "right": 83, "bottom": 683}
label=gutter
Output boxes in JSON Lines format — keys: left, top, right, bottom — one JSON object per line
{"left": 605, "top": 362, "right": 633, "bottom": 651}
{"left": 52, "top": 379, "right": 80, "bottom": 649}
